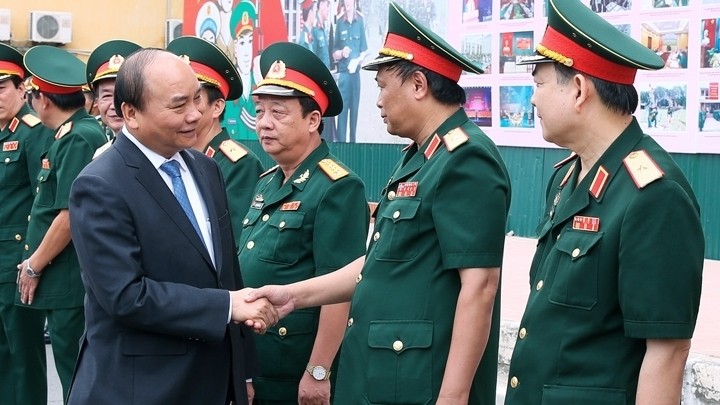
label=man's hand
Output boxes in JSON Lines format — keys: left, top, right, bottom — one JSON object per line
{"left": 16, "top": 260, "right": 41, "bottom": 305}
{"left": 244, "top": 285, "right": 296, "bottom": 320}
{"left": 246, "top": 381, "right": 255, "bottom": 405}
{"left": 230, "top": 289, "right": 278, "bottom": 332}
{"left": 298, "top": 372, "right": 331, "bottom": 405}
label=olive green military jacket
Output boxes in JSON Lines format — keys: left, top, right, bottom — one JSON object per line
{"left": 19, "top": 109, "right": 106, "bottom": 309}
{"left": 203, "top": 129, "right": 264, "bottom": 249}
{"left": 0, "top": 105, "right": 53, "bottom": 283}
{"left": 336, "top": 109, "right": 511, "bottom": 405}
{"left": 505, "top": 118, "right": 704, "bottom": 404}
{"left": 238, "top": 141, "right": 369, "bottom": 401}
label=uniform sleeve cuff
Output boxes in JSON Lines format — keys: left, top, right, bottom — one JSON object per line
{"left": 624, "top": 319, "right": 696, "bottom": 339}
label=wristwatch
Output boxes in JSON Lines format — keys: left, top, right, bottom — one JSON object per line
{"left": 25, "top": 260, "right": 42, "bottom": 278}
{"left": 305, "top": 364, "right": 330, "bottom": 381}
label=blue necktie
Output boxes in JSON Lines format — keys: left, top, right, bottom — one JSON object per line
{"left": 160, "top": 160, "right": 202, "bottom": 238}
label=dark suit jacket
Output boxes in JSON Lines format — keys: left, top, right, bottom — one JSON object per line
{"left": 67, "top": 132, "right": 256, "bottom": 404}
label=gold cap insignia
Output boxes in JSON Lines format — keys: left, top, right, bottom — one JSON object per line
{"left": 180, "top": 55, "right": 191, "bottom": 65}
{"left": 242, "top": 11, "right": 250, "bottom": 26}
{"left": 267, "top": 60, "right": 286, "bottom": 79}
{"left": 108, "top": 55, "right": 125, "bottom": 69}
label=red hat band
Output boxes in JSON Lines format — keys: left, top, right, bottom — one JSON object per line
{"left": 189, "top": 61, "right": 230, "bottom": 99}
{"left": 29, "top": 76, "right": 82, "bottom": 94}
{"left": 0, "top": 61, "right": 24, "bottom": 79}
{"left": 382, "top": 33, "right": 463, "bottom": 82}
{"left": 539, "top": 26, "right": 636, "bottom": 85}
{"left": 259, "top": 66, "right": 329, "bottom": 114}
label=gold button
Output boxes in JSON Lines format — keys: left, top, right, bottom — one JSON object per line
{"left": 278, "top": 327, "right": 287, "bottom": 336}
{"left": 571, "top": 248, "right": 580, "bottom": 258}
{"left": 392, "top": 340, "right": 403, "bottom": 352}
{"left": 347, "top": 318, "right": 354, "bottom": 327}
{"left": 4, "top": 157, "right": 9, "bottom": 163}
{"left": 518, "top": 328, "right": 527, "bottom": 339}
{"left": 246, "top": 241, "right": 255, "bottom": 250}
{"left": 387, "top": 191, "right": 396, "bottom": 200}
{"left": 39, "top": 176, "right": 43, "bottom": 181}
{"left": 27, "top": 215, "right": 31, "bottom": 221}
{"left": 373, "top": 232, "right": 380, "bottom": 241}
{"left": 510, "top": 376, "right": 519, "bottom": 388}
{"left": 536, "top": 280, "right": 544, "bottom": 291}
{"left": 392, "top": 211, "right": 400, "bottom": 219}
{"left": 279, "top": 221, "right": 286, "bottom": 229}
{"left": 15, "top": 234, "right": 21, "bottom": 241}
{"left": 356, "top": 274, "right": 362, "bottom": 283}
{"left": 242, "top": 218, "right": 249, "bottom": 225}
{"left": 24, "top": 244, "right": 29, "bottom": 251}
{"left": 262, "top": 214, "right": 269, "bottom": 222}
{"left": 36, "top": 187, "right": 39, "bottom": 193}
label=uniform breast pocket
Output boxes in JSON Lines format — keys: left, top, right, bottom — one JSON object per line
{"left": 35, "top": 168, "right": 55, "bottom": 207}
{"left": 0, "top": 151, "right": 22, "bottom": 185}
{"left": 373, "top": 198, "right": 421, "bottom": 262}
{"left": 340, "top": 30, "right": 348, "bottom": 42}
{"left": 541, "top": 384, "right": 626, "bottom": 404}
{"left": 365, "top": 320, "right": 433, "bottom": 405}
{"left": 549, "top": 229, "right": 603, "bottom": 310}
{"left": 258, "top": 211, "right": 305, "bottom": 266}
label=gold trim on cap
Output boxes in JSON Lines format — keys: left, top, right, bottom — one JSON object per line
{"left": 258, "top": 78, "right": 315, "bottom": 97}
{"left": 196, "top": 73, "right": 221, "bottom": 88}
{"left": 379, "top": 47, "right": 414, "bottom": 61}
{"left": 536, "top": 44, "right": 574, "bottom": 67}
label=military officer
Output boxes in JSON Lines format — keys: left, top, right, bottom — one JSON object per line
{"left": 239, "top": 42, "right": 369, "bottom": 404}
{"left": 245, "top": 3, "right": 511, "bottom": 404}
{"left": 312, "top": 0, "right": 338, "bottom": 143}
{"left": 0, "top": 42, "right": 54, "bottom": 405}
{"left": 504, "top": 0, "right": 704, "bottom": 403}
{"left": 86, "top": 39, "right": 142, "bottom": 144}
{"left": 167, "top": 36, "right": 264, "bottom": 249}
{"left": 17, "top": 45, "right": 107, "bottom": 400}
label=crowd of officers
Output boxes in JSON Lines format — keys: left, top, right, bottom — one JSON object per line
{"left": 0, "top": 0, "right": 704, "bottom": 404}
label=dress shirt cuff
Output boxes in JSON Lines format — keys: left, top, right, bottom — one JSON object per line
{"left": 227, "top": 291, "right": 232, "bottom": 324}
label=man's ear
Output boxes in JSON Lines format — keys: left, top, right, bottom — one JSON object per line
{"left": 308, "top": 109, "right": 322, "bottom": 133}
{"left": 121, "top": 102, "right": 139, "bottom": 130}
{"left": 573, "top": 74, "right": 592, "bottom": 111}
{"left": 411, "top": 70, "right": 429, "bottom": 100}
{"left": 212, "top": 98, "right": 226, "bottom": 120}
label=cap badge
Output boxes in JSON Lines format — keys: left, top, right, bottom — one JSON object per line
{"left": 241, "top": 11, "right": 250, "bottom": 26}
{"left": 180, "top": 55, "right": 191, "bottom": 65}
{"left": 267, "top": 60, "right": 287, "bottom": 79}
{"left": 108, "top": 55, "right": 125, "bottom": 69}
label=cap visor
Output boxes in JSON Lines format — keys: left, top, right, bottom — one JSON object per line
{"left": 516, "top": 53, "right": 556, "bottom": 66}
{"left": 251, "top": 84, "right": 306, "bottom": 97}
{"left": 362, "top": 55, "right": 403, "bottom": 71}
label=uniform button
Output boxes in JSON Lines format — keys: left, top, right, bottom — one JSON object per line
{"left": 536, "top": 280, "right": 544, "bottom": 291}
{"left": 557, "top": 234, "right": 561, "bottom": 240}
{"left": 356, "top": 273, "right": 362, "bottom": 283}
{"left": 373, "top": 232, "right": 380, "bottom": 241}
{"left": 279, "top": 221, "right": 286, "bottom": 229}
{"left": 243, "top": 218, "right": 249, "bottom": 225}
{"left": 15, "top": 234, "right": 21, "bottom": 241}
{"left": 36, "top": 187, "right": 39, "bottom": 193}
{"left": 4, "top": 157, "right": 9, "bottom": 163}
{"left": 246, "top": 241, "right": 255, "bottom": 250}
{"left": 39, "top": 176, "right": 43, "bottom": 181}
{"left": 510, "top": 376, "right": 519, "bottom": 388}
{"left": 392, "top": 210, "right": 400, "bottom": 219}
{"left": 24, "top": 244, "right": 29, "bottom": 251}
{"left": 27, "top": 215, "right": 31, "bottom": 222}
{"left": 347, "top": 318, "right": 354, "bottom": 327}
{"left": 278, "top": 327, "right": 287, "bottom": 336}
{"left": 262, "top": 214, "right": 269, "bottom": 222}
{"left": 392, "top": 340, "right": 403, "bottom": 352}
{"left": 518, "top": 328, "right": 527, "bottom": 339}
{"left": 571, "top": 248, "right": 580, "bottom": 258}
{"left": 387, "top": 191, "right": 396, "bottom": 200}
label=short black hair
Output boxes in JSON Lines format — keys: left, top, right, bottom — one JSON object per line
{"left": 298, "top": 96, "right": 324, "bottom": 135}
{"left": 202, "top": 84, "right": 226, "bottom": 122}
{"left": 553, "top": 63, "right": 638, "bottom": 115}
{"left": 114, "top": 48, "right": 167, "bottom": 117}
{"left": 29, "top": 89, "right": 85, "bottom": 112}
{"left": 384, "top": 61, "right": 467, "bottom": 105}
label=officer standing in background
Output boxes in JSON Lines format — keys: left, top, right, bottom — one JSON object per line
{"left": 16, "top": 45, "right": 107, "bottom": 400}
{"left": 0, "top": 42, "right": 54, "bottom": 405}
{"left": 167, "top": 36, "right": 264, "bottom": 248}
{"left": 239, "top": 42, "right": 369, "bottom": 404}
{"left": 86, "top": 39, "right": 142, "bottom": 144}
{"left": 505, "top": 0, "right": 704, "bottom": 403}
{"left": 312, "top": 0, "right": 338, "bottom": 143}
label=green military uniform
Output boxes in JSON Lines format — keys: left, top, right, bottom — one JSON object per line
{"left": 340, "top": 4, "right": 511, "bottom": 403}
{"left": 19, "top": 46, "right": 108, "bottom": 400}
{"left": 239, "top": 41, "right": 369, "bottom": 403}
{"left": 506, "top": 0, "right": 704, "bottom": 403}
{"left": 224, "top": 1, "right": 257, "bottom": 141}
{"left": 0, "top": 43, "right": 54, "bottom": 404}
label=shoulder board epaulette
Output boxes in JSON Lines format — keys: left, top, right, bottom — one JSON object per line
{"left": 55, "top": 122, "right": 73, "bottom": 139}
{"left": 8, "top": 117, "right": 19, "bottom": 132}
{"left": 260, "top": 165, "right": 279, "bottom": 178}
{"left": 21, "top": 114, "right": 41, "bottom": 128}
{"left": 553, "top": 152, "right": 578, "bottom": 169}
{"left": 623, "top": 150, "right": 664, "bottom": 189}
{"left": 318, "top": 158, "right": 349, "bottom": 181}
{"left": 93, "top": 141, "right": 113, "bottom": 160}
{"left": 219, "top": 139, "right": 248, "bottom": 163}
{"left": 442, "top": 128, "right": 469, "bottom": 152}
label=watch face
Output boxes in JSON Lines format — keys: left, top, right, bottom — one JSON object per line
{"left": 312, "top": 366, "right": 327, "bottom": 380}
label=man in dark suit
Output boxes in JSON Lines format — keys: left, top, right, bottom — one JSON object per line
{"left": 67, "top": 48, "right": 277, "bottom": 404}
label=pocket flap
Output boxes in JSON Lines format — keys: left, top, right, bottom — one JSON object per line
{"left": 242, "top": 209, "right": 261, "bottom": 228}
{"left": 268, "top": 211, "right": 304, "bottom": 230}
{"left": 268, "top": 309, "right": 317, "bottom": 337}
{"left": 368, "top": 320, "right": 433, "bottom": 354}
{"left": 0, "top": 225, "right": 26, "bottom": 242}
{"left": 380, "top": 198, "right": 421, "bottom": 222}
{"left": 555, "top": 229, "right": 603, "bottom": 260}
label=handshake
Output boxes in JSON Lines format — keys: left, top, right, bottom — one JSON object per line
{"left": 229, "top": 286, "right": 293, "bottom": 333}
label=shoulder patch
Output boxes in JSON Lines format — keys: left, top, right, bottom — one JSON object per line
{"left": 260, "top": 165, "right": 279, "bottom": 178}
{"left": 55, "top": 122, "right": 73, "bottom": 139}
{"left": 553, "top": 152, "right": 578, "bottom": 169}
{"left": 442, "top": 128, "right": 469, "bottom": 152}
{"left": 318, "top": 158, "right": 349, "bottom": 181}
{"left": 623, "top": 150, "right": 664, "bottom": 189}
{"left": 93, "top": 141, "right": 113, "bottom": 160}
{"left": 21, "top": 114, "right": 41, "bottom": 128}
{"left": 219, "top": 139, "right": 248, "bottom": 163}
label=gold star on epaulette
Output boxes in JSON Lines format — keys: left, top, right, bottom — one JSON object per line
{"left": 55, "top": 122, "right": 73, "bottom": 139}
{"left": 21, "top": 114, "right": 41, "bottom": 128}
{"left": 623, "top": 150, "right": 664, "bottom": 189}
{"left": 318, "top": 159, "right": 349, "bottom": 181}
{"left": 219, "top": 139, "right": 248, "bottom": 163}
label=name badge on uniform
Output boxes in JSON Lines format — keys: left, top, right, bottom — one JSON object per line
{"left": 396, "top": 182, "right": 418, "bottom": 198}
{"left": 3, "top": 141, "right": 19, "bottom": 152}
{"left": 41, "top": 158, "right": 50, "bottom": 170}
{"left": 572, "top": 216, "right": 600, "bottom": 232}
{"left": 281, "top": 201, "right": 301, "bottom": 211}
{"left": 251, "top": 194, "right": 264, "bottom": 210}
